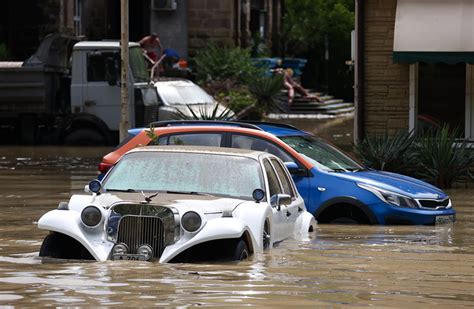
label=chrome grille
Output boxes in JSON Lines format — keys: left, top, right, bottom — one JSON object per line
{"left": 117, "top": 215, "right": 165, "bottom": 258}
{"left": 418, "top": 198, "right": 450, "bottom": 209}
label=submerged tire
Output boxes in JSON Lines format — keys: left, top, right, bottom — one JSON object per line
{"left": 330, "top": 217, "right": 359, "bottom": 224}
{"left": 232, "top": 239, "right": 249, "bottom": 261}
{"left": 63, "top": 129, "right": 107, "bottom": 146}
{"left": 39, "top": 232, "right": 94, "bottom": 260}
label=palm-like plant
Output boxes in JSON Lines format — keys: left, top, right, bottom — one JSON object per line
{"left": 353, "top": 130, "right": 416, "bottom": 173}
{"left": 170, "top": 103, "right": 235, "bottom": 120}
{"left": 414, "top": 125, "right": 474, "bottom": 188}
{"left": 236, "top": 75, "right": 283, "bottom": 119}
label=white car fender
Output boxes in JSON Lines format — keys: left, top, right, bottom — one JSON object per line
{"left": 159, "top": 217, "right": 255, "bottom": 263}
{"left": 232, "top": 202, "right": 274, "bottom": 250}
{"left": 37, "top": 209, "right": 114, "bottom": 261}
{"left": 294, "top": 211, "right": 317, "bottom": 235}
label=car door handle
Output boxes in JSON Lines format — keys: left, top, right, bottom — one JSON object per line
{"left": 84, "top": 100, "right": 96, "bottom": 107}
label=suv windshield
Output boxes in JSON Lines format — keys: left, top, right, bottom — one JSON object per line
{"left": 130, "top": 46, "right": 149, "bottom": 83}
{"left": 280, "top": 135, "right": 363, "bottom": 172}
{"left": 103, "top": 151, "right": 263, "bottom": 199}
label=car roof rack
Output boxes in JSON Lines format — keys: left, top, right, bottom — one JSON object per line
{"left": 237, "top": 121, "right": 299, "bottom": 130}
{"left": 147, "top": 120, "right": 264, "bottom": 131}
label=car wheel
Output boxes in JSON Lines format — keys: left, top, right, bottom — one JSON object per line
{"left": 330, "top": 217, "right": 359, "bottom": 224}
{"left": 233, "top": 239, "right": 249, "bottom": 261}
{"left": 63, "top": 129, "right": 107, "bottom": 146}
{"left": 263, "top": 221, "right": 271, "bottom": 250}
{"left": 39, "top": 233, "right": 62, "bottom": 258}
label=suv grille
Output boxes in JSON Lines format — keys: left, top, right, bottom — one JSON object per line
{"left": 418, "top": 198, "right": 450, "bottom": 209}
{"left": 117, "top": 215, "right": 165, "bottom": 258}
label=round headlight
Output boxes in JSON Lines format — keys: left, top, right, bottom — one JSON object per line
{"left": 112, "top": 243, "right": 128, "bottom": 255}
{"left": 137, "top": 244, "right": 153, "bottom": 261}
{"left": 181, "top": 211, "right": 202, "bottom": 233}
{"left": 81, "top": 206, "right": 102, "bottom": 227}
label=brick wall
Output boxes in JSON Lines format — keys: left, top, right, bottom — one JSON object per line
{"left": 363, "top": 0, "right": 410, "bottom": 135}
{"left": 187, "top": 0, "right": 236, "bottom": 55}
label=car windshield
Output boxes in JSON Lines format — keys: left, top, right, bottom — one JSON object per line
{"left": 279, "top": 135, "right": 364, "bottom": 172}
{"left": 130, "top": 46, "right": 149, "bottom": 83}
{"left": 102, "top": 151, "right": 263, "bottom": 199}
{"left": 157, "top": 83, "right": 215, "bottom": 105}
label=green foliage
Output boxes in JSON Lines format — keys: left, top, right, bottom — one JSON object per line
{"left": 414, "top": 126, "right": 474, "bottom": 189}
{"left": 353, "top": 126, "right": 474, "bottom": 188}
{"left": 250, "top": 32, "right": 270, "bottom": 58}
{"left": 283, "top": 0, "right": 354, "bottom": 52}
{"left": 353, "top": 131, "right": 416, "bottom": 173}
{"left": 216, "top": 88, "right": 255, "bottom": 115}
{"left": 282, "top": 0, "right": 354, "bottom": 100}
{"left": 170, "top": 103, "right": 235, "bottom": 121}
{"left": 0, "top": 43, "right": 9, "bottom": 60}
{"left": 193, "top": 43, "right": 266, "bottom": 83}
{"left": 247, "top": 75, "right": 284, "bottom": 115}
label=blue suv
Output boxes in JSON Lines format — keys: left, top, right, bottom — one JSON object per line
{"left": 102, "top": 121, "right": 455, "bottom": 225}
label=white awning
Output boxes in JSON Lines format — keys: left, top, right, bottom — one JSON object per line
{"left": 394, "top": 0, "right": 474, "bottom": 63}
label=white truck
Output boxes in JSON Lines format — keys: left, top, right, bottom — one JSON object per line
{"left": 0, "top": 34, "right": 159, "bottom": 145}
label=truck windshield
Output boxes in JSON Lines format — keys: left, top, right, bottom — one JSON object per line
{"left": 103, "top": 151, "right": 264, "bottom": 200}
{"left": 130, "top": 47, "right": 149, "bottom": 83}
{"left": 280, "top": 135, "right": 364, "bottom": 172}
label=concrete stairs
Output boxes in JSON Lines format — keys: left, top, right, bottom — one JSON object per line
{"left": 273, "top": 90, "right": 354, "bottom": 118}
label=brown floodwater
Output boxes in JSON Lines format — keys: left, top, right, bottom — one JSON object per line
{"left": 0, "top": 145, "right": 473, "bottom": 307}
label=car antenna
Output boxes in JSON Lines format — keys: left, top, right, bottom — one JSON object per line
{"left": 141, "top": 191, "right": 159, "bottom": 204}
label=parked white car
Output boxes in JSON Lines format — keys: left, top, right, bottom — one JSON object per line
{"left": 38, "top": 146, "right": 316, "bottom": 262}
{"left": 155, "top": 78, "right": 233, "bottom": 120}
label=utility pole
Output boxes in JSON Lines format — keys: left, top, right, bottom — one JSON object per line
{"left": 119, "top": 0, "right": 130, "bottom": 142}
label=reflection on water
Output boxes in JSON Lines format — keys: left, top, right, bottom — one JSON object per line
{"left": 0, "top": 146, "right": 473, "bottom": 306}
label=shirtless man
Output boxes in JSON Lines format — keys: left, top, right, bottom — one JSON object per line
{"left": 276, "top": 68, "right": 321, "bottom": 105}
{"left": 139, "top": 33, "right": 163, "bottom": 63}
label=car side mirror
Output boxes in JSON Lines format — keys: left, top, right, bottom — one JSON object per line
{"left": 270, "top": 194, "right": 291, "bottom": 211}
{"left": 284, "top": 162, "right": 306, "bottom": 176}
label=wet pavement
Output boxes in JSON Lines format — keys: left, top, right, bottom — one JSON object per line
{"left": 0, "top": 142, "right": 474, "bottom": 306}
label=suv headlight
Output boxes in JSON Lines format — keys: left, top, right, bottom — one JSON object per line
{"left": 357, "top": 183, "right": 418, "bottom": 208}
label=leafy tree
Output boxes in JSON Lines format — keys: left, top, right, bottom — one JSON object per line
{"left": 282, "top": 0, "right": 354, "bottom": 100}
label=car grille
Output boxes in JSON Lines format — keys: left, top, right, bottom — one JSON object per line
{"left": 134, "top": 98, "right": 159, "bottom": 127}
{"left": 418, "top": 198, "right": 450, "bottom": 209}
{"left": 117, "top": 215, "right": 166, "bottom": 258}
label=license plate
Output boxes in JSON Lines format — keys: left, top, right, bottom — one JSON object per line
{"left": 112, "top": 254, "right": 146, "bottom": 261}
{"left": 435, "top": 215, "right": 455, "bottom": 225}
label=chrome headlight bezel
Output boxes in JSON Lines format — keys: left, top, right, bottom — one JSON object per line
{"left": 357, "top": 183, "right": 418, "bottom": 208}
{"left": 181, "top": 211, "right": 202, "bottom": 233}
{"left": 81, "top": 205, "right": 104, "bottom": 227}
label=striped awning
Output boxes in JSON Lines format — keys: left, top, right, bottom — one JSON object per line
{"left": 393, "top": 0, "right": 474, "bottom": 64}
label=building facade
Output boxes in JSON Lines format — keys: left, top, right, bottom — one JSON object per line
{"left": 355, "top": 0, "right": 474, "bottom": 141}
{"left": 1, "top": 0, "right": 282, "bottom": 61}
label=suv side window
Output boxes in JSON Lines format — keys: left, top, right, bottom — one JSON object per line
{"left": 270, "top": 158, "right": 295, "bottom": 197}
{"left": 263, "top": 159, "right": 282, "bottom": 197}
{"left": 154, "top": 133, "right": 223, "bottom": 146}
{"left": 231, "top": 134, "right": 294, "bottom": 162}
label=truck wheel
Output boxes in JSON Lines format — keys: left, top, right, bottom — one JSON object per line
{"left": 63, "top": 129, "right": 106, "bottom": 145}
{"left": 232, "top": 239, "right": 249, "bottom": 261}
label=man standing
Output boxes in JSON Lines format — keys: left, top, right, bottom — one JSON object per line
{"left": 139, "top": 32, "right": 163, "bottom": 63}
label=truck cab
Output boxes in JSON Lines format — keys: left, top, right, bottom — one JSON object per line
{"left": 0, "top": 34, "right": 159, "bottom": 145}
{"left": 68, "top": 41, "right": 158, "bottom": 145}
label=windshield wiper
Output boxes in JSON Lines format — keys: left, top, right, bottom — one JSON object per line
{"left": 106, "top": 188, "right": 136, "bottom": 192}
{"left": 166, "top": 190, "right": 214, "bottom": 196}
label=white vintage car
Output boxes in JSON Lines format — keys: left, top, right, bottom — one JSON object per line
{"left": 38, "top": 146, "right": 316, "bottom": 262}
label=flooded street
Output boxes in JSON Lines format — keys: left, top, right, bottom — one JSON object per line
{"left": 1, "top": 145, "right": 473, "bottom": 306}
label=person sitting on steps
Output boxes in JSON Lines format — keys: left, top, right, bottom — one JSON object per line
{"left": 275, "top": 68, "right": 321, "bottom": 105}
